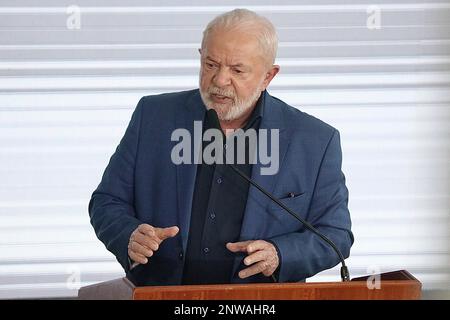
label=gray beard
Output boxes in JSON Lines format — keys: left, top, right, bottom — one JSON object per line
{"left": 199, "top": 87, "right": 262, "bottom": 121}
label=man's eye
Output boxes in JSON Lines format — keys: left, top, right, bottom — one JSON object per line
{"left": 205, "top": 63, "right": 215, "bottom": 68}
{"left": 233, "top": 69, "right": 243, "bottom": 74}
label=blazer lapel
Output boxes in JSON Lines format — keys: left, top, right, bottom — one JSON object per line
{"left": 175, "top": 90, "right": 206, "bottom": 253}
{"left": 231, "top": 91, "right": 291, "bottom": 280}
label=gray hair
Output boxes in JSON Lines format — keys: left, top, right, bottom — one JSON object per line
{"left": 201, "top": 9, "right": 278, "bottom": 66}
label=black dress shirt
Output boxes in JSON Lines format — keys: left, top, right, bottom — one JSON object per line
{"left": 181, "top": 94, "right": 264, "bottom": 284}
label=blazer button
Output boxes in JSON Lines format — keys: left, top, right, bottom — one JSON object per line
{"left": 179, "top": 251, "right": 184, "bottom": 260}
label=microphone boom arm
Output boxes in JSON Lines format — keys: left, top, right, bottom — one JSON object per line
{"left": 228, "top": 164, "right": 350, "bottom": 282}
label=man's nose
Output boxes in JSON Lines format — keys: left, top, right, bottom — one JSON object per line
{"left": 213, "top": 67, "right": 232, "bottom": 87}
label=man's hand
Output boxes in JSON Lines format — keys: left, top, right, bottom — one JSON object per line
{"left": 226, "top": 240, "right": 279, "bottom": 279}
{"left": 128, "top": 224, "right": 179, "bottom": 265}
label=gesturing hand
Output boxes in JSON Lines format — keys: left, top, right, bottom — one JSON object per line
{"left": 128, "top": 224, "right": 179, "bottom": 265}
{"left": 226, "top": 240, "right": 279, "bottom": 279}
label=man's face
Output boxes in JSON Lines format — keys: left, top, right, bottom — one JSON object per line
{"left": 199, "top": 28, "right": 277, "bottom": 121}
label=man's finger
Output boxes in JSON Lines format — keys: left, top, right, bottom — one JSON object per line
{"left": 226, "top": 241, "right": 253, "bottom": 253}
{"left": 130, "top": 240, "right": 154, "bottom": 258}
{"left": 155, "top": 226, "right": 179, "bottom": 241}
{"left": 244, "top": 240, "right": 270, "bottom": 254}
{"left": 128, "top": 251, "right": 148, "bottom": 265}
{"left": 134, "top": 233, "right": 159, "bottom": 251}
{"left": 138, "top": 224, "right": 155, "bottom": 236}
{"left": 243, "top": 250, "right": 267, "bottom": 266}
{"left": 238, "top": 261, "right": 269, "bottom": 279}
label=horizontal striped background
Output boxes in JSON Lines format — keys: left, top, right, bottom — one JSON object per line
{"left": 0, "top": 0, "right": 449, "bottom": 298}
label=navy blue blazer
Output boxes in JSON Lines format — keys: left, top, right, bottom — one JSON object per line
{"left": 88, "top": 89, "right": 354, "bottom": 285}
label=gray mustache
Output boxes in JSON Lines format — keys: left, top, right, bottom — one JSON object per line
{"left": 208, "top": 88, "right": 235, "bottom": 99}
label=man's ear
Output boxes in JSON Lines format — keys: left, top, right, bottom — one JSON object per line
{"left": 261, "top": 65, "right": 280, "bottom": 90}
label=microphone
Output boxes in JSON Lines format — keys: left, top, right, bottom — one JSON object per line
{"left": 206, "top": 108, "right": 351, "bottom": 282}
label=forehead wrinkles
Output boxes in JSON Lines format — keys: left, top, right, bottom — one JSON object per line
{"left": 203, "top": 29, "right": 262, "bottom": 66}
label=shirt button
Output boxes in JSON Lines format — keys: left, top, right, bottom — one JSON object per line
{"left": 203, "top": 247, "right": 210, "bottom": 254}
{"left": 210, "top": 212, "right": 216, "bottom": 219}
{"left": 216, "top": 177, "right": 223, "bottom": 184}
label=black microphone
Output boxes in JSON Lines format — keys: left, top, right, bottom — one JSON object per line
{"left": 206, "top": 108, "right": 350, "bottom": 282}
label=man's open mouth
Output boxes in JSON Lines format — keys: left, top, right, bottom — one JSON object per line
{"left": 211, "top": 93, "right": 232, "bottom": 102}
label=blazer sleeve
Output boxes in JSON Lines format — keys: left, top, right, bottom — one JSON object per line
{"left": 88, "top": 98, "right": 146, "bottom": 272}
{"left": 268, "top": 129, "right": 354, "bottom": 282}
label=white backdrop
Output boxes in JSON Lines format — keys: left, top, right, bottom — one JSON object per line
{"left": 0, "top": 0, "right": 449, "bottom": 299}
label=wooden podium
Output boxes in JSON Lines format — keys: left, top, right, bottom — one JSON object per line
{"left": 78, "top": 270, "right": 421, "bottom": 300}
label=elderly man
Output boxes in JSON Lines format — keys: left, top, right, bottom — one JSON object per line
{"left": 88, "top": 9, "right": 353, "bottom": 286}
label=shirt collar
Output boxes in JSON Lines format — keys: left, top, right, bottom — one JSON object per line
{"left": 243, "top": 90, "right": 265, "bottom": 130}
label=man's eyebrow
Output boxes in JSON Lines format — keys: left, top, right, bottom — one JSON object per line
{"left": 205, "top": 56, "right": 219, "bottom": 64}
{"left": 204, "top": 56, "right": 249, "bottom": 69}
{"left": 231, "top": 64, "right": 252, "bottom": 71}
